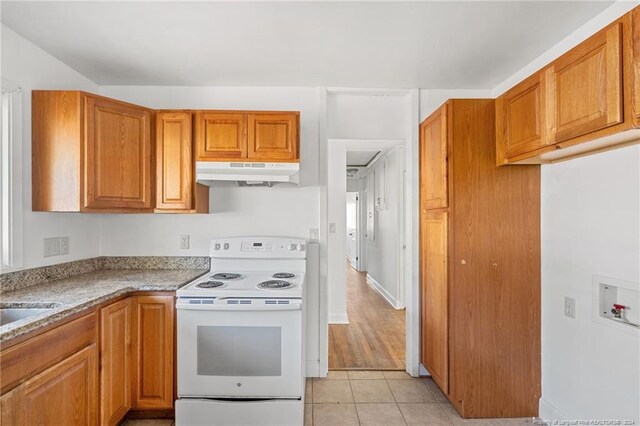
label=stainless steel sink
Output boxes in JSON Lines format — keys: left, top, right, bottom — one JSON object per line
{"left": 0, "top": 304, "right": 60, "bottom": 326}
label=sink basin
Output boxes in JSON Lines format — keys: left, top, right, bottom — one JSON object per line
{"left": 0, "top": 304, "right": 60, "bottom": 326}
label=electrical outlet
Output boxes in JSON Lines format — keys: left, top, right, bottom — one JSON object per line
{"left": 564, "top": 296, "right": 576, "bottom": 319}
{"left": 180, "top": 235, "right": 190, "bottom": 250}
{"left": 44, "top": 238, "right": 60, "bottom": 257}
{"left": 329, "top": 223, "right": 336, "bottom": 234}
{"left": 60, "top": 237, "right": 70, "bottom": 255}
{"left": 309, "top": 228, "right": 319, "bottom": 241}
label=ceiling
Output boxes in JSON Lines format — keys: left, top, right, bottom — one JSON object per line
{"left": 1, "top": 1, "right": 612, "bottom": 88}
{"left": 347, "top": 151, "right": 380, "bottom": 167}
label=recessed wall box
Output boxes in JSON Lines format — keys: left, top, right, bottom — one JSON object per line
{"left": 592, "top": 275, "right": 640, "bottom": 337}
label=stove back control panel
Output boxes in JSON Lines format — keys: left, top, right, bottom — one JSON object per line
{"left": 210, "top": 237, "right": 307, "bottom": 258}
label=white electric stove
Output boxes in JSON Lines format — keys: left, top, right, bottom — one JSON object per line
{"left": 175, "top": 237, "right": 307, "bottom": 426}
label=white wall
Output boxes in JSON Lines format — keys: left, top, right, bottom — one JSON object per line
{"left": 363, "top": 147, "right": 404, "bottom": 308}
{"left": 540, "top": 145, "right": 640, "bottom": 422}
{"left": 97, "top": 86, "right": 322, "bottom": 256}
{"left": 1, "top": 24, "right": 101, "bottom": 269}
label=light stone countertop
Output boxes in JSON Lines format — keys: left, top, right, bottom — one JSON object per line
{"left": 0, "top": 268, "right": 207, "bottom": 344}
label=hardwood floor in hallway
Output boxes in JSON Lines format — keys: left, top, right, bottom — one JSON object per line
{"left": 329, "top": 263, "right": 406, "bottom": 370}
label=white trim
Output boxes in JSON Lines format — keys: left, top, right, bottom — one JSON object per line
{"left": 0, "top": 81, "right": 23, "bottom": 273}
{"left": 306, "top": 360, "right": 319, "bottom": 378}
{"left": 318, "top": 87, "right": 329, "bottom": 378}
{"left": 539, "top": 397, "right": 568, "bottom": 421}
{"left": 366, "top": 273, "right": 404, "bottom": 310}
{"left": 328, "top": 313, "right": 349, "bottom": 324}
{"left": 326, "top": 87, "right": 412, "bottom": 97}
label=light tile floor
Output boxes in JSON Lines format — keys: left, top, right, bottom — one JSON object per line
{"left": 122, "top": 372, "right": 537, "bottom": 426}
{"left": 306, "top": 371, "right": 537, "bottom": 426}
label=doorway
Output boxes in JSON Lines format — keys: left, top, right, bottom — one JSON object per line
{"left": 328, "top": 146, "right": 407, "bottom": 370}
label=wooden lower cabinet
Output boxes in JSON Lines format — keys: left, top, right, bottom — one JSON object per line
{"left": 420, "top": 100, "right": 540, "bottom": 418}
{"left": 1, "top": 344, "right": 99, "bottom": 425}
{"left": 131, "top": 295, "right": 175, "bottom": 410}
{"left": 100, "top": 298, "right": 132, "bottom": 425}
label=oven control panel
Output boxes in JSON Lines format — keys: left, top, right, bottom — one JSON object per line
{"left": 210, "top": 237, "right": 306, "bottom": 258}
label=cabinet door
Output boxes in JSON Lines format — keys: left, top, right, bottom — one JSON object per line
{"left": 374, "top": 159, "right": 386, "bottom": 209}
{"left": 633, "top": 7, "right": 640, "bottom": 125}
{"left": 156, "top": 112, "right": 193, "bottom": 210}
{"left": 420, "top": 105, "right": 448, "bottom": 211}
{"left": 84, "top": 96, "right": 152, "bottom": 210}
{"left": 132, "top": 295, "right": 174, "bottom": 409}
{"left": 496, "top": 70, "right": 551, "bottom": 161}
{"left": 420, "top": 211, "right": 448, "bottom": 394}
{"left": 100, "top": 298, "right": 132, "bottom": 426}
{"left": 195, "top": 112, "right": 246, "bottom": 161}
{"left": 366, "top": 172, "right": 375, "bottom": 241}
{"left": 14, "top": 345, "right": 98, "bottom": 426}
{"left": 551, "top": 22, "right": 623, "bottom": 143}
{"left": 247, "top": 113, "right": 299, "bottom": 161}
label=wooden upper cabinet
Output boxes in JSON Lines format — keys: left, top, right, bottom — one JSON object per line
{"left": 247, "top": 112, "right": 299, "bottom": 161}
{"left": 496, "top": 70, "right": 551, "bottom": 162}
{"left": 131, "top": 295, "right": 175, "bottom": 410}
{"left": 633, "top": 7, "right": 640, "bottom": 125}
{"left": 419, "top": 104, "right": 448, "bottom": 211}
{"left": 84, "top": 95, "right": 153, "bottom": 211}
{"left": 100, "top": 299, "right": 132, "bottom": 426}
{"left": 155, "top": 111, "right": 208, "bottom": 213}
{"left": 195, "top": 112, "right": 247, "bottom": 161}
{"left": 420, "top": 210, "right": 448, "bottom": 394}
{"left": 550, "top": 22, "right": 624, "bottom": 143}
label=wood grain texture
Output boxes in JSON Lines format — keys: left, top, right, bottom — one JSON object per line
{"left": 551, "top": 22, "right": 623, "bottom": 143}
{"left": 499, "top": 11, "right": 638, "bottom": 164}
{"left": 633, "top": 6, "right": 640, "bottom": 125}
{"left": 447, "top": 100, "right": 540, "bottom": 418}
{"left": 329, "top": 263, "right": 405, "bottom": 370}
{"left": 496, "top": 70, "right": 552, "bottom": 163}
{"left": 419, "top": 103, "right": 449, "bottom": 210}
{"left": 84, "top": 95, "right": 153, "bottom": 211}
{"left": 195, "top": 111, "right": 247, "bottom": 161}
{"left": 31, "top": 91, "right": 83, "bottom": 211}
{"left": 131, "top": 295, "right": 174, "bottom": 410}
{"left": 100, "top": 298, "right": 132, "bottom": 426}
{"left": 155, "top": 111, "right": 193, "bottom": 211}
{"left": 420, "top": 210, "right": 448, "bottom": 394}
{"left": 0, "top": 312, "right": 97, "bottom": 394}
{"left": 247, "top": 112, "right": 299, "bottom": 161}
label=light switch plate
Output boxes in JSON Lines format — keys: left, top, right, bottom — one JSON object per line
{"left": 329, "top": 223, "right": 336, "bottom": 234}
{"left": 564, "top": 296, "right": 576, "bottom": 319}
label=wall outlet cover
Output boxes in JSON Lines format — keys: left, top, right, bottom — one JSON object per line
{"left": 180, "top": 235, "right": 190, "bottom": 250}
{"left": 564, "top": 296, "right": 576, "bottom": 319}
{"left": 60, "top": 237, "right": 70, "bottom": 255}
{"left": 44, "top": 237, "right": 60, "bottom": 258}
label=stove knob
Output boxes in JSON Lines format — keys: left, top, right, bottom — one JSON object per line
{"left": 214, "top": 243, "right": 221, "bottom": 251}
{"left": 289, "top": 243, "right": 297, "bottom": 251}
{"left": 296, "top": 243, "right": 305, "bottom": 252}
{"left": 224, "top": 243, "right": 230, "bottom": 250}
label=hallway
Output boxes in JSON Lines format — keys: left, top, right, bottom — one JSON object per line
{"left": 329, "top": 263, "right": 406, "bottom": 370}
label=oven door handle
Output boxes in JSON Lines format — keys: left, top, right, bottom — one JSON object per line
{"left": 176, "top": 300, "right": 302, "bottom": 311}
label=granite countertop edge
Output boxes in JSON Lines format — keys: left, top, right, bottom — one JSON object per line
{"left": 0, "top": 269, "right": 208, "bottom": 344}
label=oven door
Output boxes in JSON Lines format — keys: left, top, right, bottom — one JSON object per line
{"left": 176, "top": 299, "right": 303, "bottom": 399}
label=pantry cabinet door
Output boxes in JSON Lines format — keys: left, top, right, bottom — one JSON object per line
{"left": 100, "top": 298, "right": 132, "bottom": 426}
{"left": 496, "top": 70, "right": 551, "bottom": 162}
{"left": 132, "top": 295, "right": 175, "bottom": 410}
{"left": 550, "top": 22, "right": 624, "bottom": 143}
{"left": 247, "top": 112, "right": 299, "bottom": 161}
{"left": 420, "top": 210, "right": 448, "bottom": 394}
{"left": 419, "top": 104, "right": 448, "bottom": 211}
{"left": 156, "top": 111, "right": 193, "bottom": 210}
{"left": 84, "top": 95, "right": 153, "bottom": 210}
{"left": 633, "top": 7, "right": 640, "bottom": 125}
{"left": 195, "top": 112, "right": 247, "bottom": 161}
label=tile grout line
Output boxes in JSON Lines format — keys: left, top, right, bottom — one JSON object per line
{"left": 347, "top": 376, "right": 362, "bottom": 425}
{"left": 385, "top": 376, "right": 409, "bottom": 425}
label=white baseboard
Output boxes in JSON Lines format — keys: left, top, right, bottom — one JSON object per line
{"left": 329, "top": 313, "right": 349, "bottom": 324}
{"left": 539, "top": 397, "right": 568, "bottom": 421}
{"left": 366, "top": 274, "right": 404, "bottom": 309}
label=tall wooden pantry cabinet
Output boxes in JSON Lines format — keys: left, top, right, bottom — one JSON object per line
{"left": 419, "top": 99, "right": 540, "bottom": 418}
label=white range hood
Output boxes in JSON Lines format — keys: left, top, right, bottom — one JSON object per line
{"left": 196, "top": 161, "right": 300, "bottom": 186}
